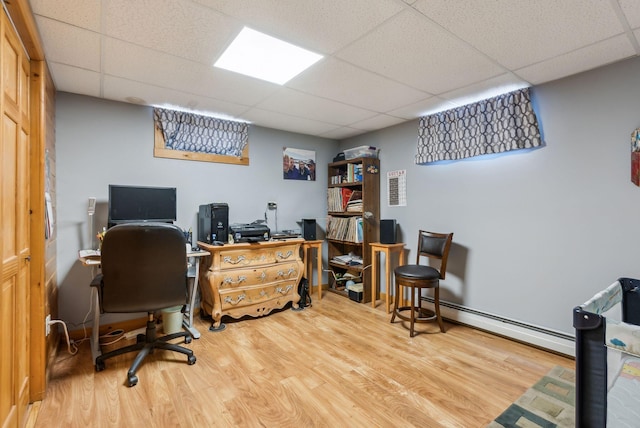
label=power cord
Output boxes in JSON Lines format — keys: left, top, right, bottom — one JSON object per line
{"left": 48, "top": 288, "right": 98, "bottom": 355}
{"left": 47, "top": 319, "right": 79, "bottom": 355}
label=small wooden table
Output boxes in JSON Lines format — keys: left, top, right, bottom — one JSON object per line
{"left": 370, "top": 242, "right": 406, "bottom": 313}
{"left": 302, "top": 240, "right": 323, "bottom": 300}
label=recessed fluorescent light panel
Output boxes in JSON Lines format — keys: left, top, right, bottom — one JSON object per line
{"left": 214, "top": 27, "right": 323, "bottom": 85}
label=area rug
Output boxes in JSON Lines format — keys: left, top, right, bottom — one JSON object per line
{"left": 487, "top": 365, "right": 575, "bottom": 428}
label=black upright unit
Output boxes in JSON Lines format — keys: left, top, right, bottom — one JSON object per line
{"left": 380, "top": 219, "right": 397, "bottom": 244}
{"left": 302, "top": 219, "right": 316, "bottom": 240}
{"left": 198, "top": 203, "right": 229, "bottom": 243}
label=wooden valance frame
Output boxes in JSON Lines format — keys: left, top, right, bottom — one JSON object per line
{"left": 153, "top": 108, "right": 249, "bottom": 165}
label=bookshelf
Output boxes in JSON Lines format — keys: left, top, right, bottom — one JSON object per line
{"left": 326, "top": 156, "right": 380, "bottom": 303}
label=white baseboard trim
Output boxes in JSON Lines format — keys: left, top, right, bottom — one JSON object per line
{"left": 426, "top": 299, "right": 575, "bottom": 357}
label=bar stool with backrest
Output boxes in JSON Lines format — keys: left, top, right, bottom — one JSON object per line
{"left": 391, "top": 230, "right": 453, "bottom": 337}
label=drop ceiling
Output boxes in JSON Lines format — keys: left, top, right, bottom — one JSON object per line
{"left": 28, "top": 0, "right": 640, "bottom": 140}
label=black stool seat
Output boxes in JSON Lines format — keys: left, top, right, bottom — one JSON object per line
{"left": 390, "top": 231, "right": 453, "bottom": 337}
{"left": 394, "top": 265, "right": 439, "bottom": 280}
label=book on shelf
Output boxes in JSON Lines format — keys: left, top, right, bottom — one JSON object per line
{"left": 331, "top": 253, "right": 363, "bottom": 265}
{"left": 341, "top": 188, "right": 353, "bottom": 210}
{"left": 327, "top": 216, "right": 363, "bottom": 243}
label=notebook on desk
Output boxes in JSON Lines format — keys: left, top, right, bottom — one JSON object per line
{"left": 78, "top": 249, "right": 101, "bottom": 260}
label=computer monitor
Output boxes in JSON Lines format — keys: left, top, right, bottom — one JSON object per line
{"left": 108, "top": 184, "right": 177, "bottom": 227}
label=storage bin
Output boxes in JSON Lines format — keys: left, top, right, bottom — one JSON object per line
{"left": 348, "top": 289, "right": 363, "bottom": 302}
{"left": 347, "top": 282, "right": 364, "bottom": 302}
{"left": 161, "top": 305, "right": 184, "bottom": 334}
{"left": 343, "top": 145, "right": 379, "bottom": 160}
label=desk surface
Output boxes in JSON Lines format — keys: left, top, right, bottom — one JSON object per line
{"left": 78, "top": 249, "right": 210, "bottom": 266}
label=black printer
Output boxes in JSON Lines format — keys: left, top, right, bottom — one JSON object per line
{"left": 229, "top": 223, "right": 270, "bottom": 242}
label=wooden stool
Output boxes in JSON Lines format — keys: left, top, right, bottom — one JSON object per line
{"left": 390, "top": 231, "right": 453, "bottom": 337}
{"left": 302, "top": 240, "right": 323, "bottom": 300}
{"left": 370, "top": 242, "right": 405, "bottom": 313}
{"left": 391, "top": 265, "right": 444, "bottom": 337}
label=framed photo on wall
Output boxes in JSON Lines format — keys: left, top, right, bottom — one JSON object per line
{"left": 283, "top": 147, "right": 316, "bottom": 181}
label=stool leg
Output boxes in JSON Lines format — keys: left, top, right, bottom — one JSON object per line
{"left": 434, "top": 285, "right": 445, "bottom": 333}
{"left": 409, "top": 286, "right": 415, "bottom": 338}
{"left": 390, "top": 277, "right": 399, "bottom": 323}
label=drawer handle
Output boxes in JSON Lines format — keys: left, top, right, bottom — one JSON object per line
{"left": 276, "top": 268, "right": 297, "bottom": 278}
{"left": 223, "top": 275, "right": 246, "bottom": 285}
{"left": 276, "top": 250, "right": 293, "bottom": 260}
{"left": 224, "top": 294, "right": 246, "bottom": 305}
{"left": 223, "top": 255, "right": 246, "bottom": 265}
{"left": 275, "top": 285, "right": 293, "bottom": 295}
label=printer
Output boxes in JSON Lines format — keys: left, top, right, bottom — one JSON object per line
{"left": 229, "top": 223, "right": 270, "bottom": 242}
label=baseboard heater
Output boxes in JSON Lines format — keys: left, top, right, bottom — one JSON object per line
{"left": 421, "top": 296, "right": 575, "bottom": 357}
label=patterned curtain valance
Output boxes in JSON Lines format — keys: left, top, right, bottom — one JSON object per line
{"left": 415, "top": 88, "right": 542, "bottom": 164}
{"left": 154, "top": 108, "right": 249, "bottom": 158}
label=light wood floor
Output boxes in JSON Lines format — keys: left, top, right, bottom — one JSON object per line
{"left": 32, "top": 292, "right": 573, "bottom": 427}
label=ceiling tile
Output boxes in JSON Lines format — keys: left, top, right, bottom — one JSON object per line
{"left": 103, "top": 0, "right": 237, "bottom": 65}
{"left": 619, "top": 0, "right": 640, "bottom": 29}
{"left": 387, "top": 97, "right": 457, "bottom": 119}
{"left": 256, "top": 88, "right": 378, "bottom": 126}
{"left": 515, "top": 35, "right": 636, "bottom": 85}
{"left": 243, "top": 107, "right": 341, "bottom": 136}
{"left": 48, "top": 63, "right": 101, "bottom": 98}
{"left": 102, "top": 76, "right": 252, "bottom": 120}
{"left": 414, "top": 0, "right": 625, "bottom": 70}
{"left": 439, "top": 73, "right": 530, "bottom": 106}
{"left": 30, "top": 0, "right": 101, "bottom": 31}
{"left": 287, "top": 58, "right": 431, "bottom": 112}
{"left": 33, "top": 17, "right": 101, "bottom": 71}
{"left": 103, "top": 38, "right": 278, "bottom": 107}
{"left": 348, "top": 114, "right": 406, "bottom": 131}
{"left": 193, "top": 0, "right": 405, "bottom": 54}
{"left": 336, "top": 10, "right": 506, "bottom": 94}
{"left": 29, "top": 0, "right": 640, "bottom": 139}
{"left": 321, "top": 127, "right": 367, "bottom": 140}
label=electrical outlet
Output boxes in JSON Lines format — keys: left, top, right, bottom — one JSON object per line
{"left": 45, "top": 314, "right": 51, "bottom": 336}
{"left": 268, "top": 201, "right": 277, "bottom": 209}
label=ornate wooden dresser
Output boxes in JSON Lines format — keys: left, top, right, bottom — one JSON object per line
{"left": 198, "top": 239, "right": 304, "bottom": 330}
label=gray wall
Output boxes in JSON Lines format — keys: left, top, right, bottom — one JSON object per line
{"left": 343, "top": 55, "right": 640, "bottom": 335}
{"left": 56, "top": 93, "right": 337, "bottom": 326}
{"left": 57, "top": 55, "right": 640, "bottom": 337}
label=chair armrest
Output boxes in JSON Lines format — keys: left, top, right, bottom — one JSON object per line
{"left": 90, "top": 274, "right": 103, "bottom": 288}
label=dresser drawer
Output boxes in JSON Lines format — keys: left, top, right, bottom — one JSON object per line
{"left": 216, "top": 261, "right": 300, "bottom": 290}
{"left": 219, "top": 280, "right": 297, "bottom": 311}
{"left": 217, "top": 244, "right": 300, "bottom": 269}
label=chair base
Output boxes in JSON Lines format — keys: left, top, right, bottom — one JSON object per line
{"left": 391, "top": 305, "right": 444, "bottom": 337}
{"left": 391, "top": 277, "right": 445, "bottom": 337}
{"left": 95, "top": 314, "right": 196, "bottom": 387}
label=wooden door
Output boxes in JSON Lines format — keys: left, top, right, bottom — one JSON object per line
{"left": 1, "top": 8, "right": 32, "bottom": 428}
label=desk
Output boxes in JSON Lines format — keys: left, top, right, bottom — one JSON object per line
{"left": 79, "top": 248, "right": 209, "bottom": 363}
{"left": 370, "top": 242, "right": 406, "bottom": 313}
{"left": 184, "top": 249, "right": 210, "bottom": 338}
{"left": 78, "top": 255, "right": 102, "bottom": 364}
{"left": 302, "top": 240, "right": 323, "bottom": 300}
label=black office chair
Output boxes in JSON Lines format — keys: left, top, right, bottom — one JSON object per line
{"left": 92, "top": 222, "right": 196, "bottom": 387}
{"left": 391, "top": 230, "right": 453, "bottom": 337}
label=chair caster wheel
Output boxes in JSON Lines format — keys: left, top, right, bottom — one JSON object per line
{"left": 185, "top": 336, "right": 192, "bottom": 344}
{"left": 188, "top": 355, "right": 196, "bottom": 365}
{"left": 128, "top": 375, "right": 138, "bottom": 387}
{"left": 95, "top": 360, "right": 105, "bottom": 372}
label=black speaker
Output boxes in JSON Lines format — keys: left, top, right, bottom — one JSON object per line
{"left": 380, "top": 219, "right": 397, "bottom": 244}
{"left": 198, "top": 203, "right": 229, "bottom": 243}
{"left": 302, "top": 219, "right": 316, "bottom": 240}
